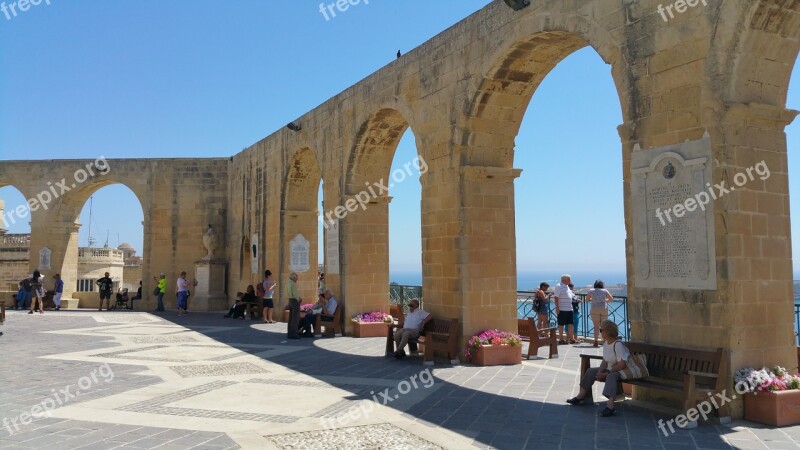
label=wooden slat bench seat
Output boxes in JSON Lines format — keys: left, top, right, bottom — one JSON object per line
{"left": 517, "top": 318, "right": 558, "bottom": 359}
{"left": 580, "top": 342, "right": 730, "bottom": 426}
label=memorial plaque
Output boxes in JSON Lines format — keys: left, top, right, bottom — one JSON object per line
{"left": 631, "top": 133, "right": 716, "bottom": 290}
{"left": 289, "top": 234, "right": 310, "bottom": 273}
{"left": 325, "top": 220, "right": 340, "bottom": 274}
{"left": 39, "top": 247, "right": 52, "bottom": 270}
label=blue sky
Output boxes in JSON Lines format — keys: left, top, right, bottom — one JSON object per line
{"left": 1, "top": 1, "right": 798, "bottom": 284}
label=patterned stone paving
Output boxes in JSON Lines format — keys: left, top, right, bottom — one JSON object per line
{"left": 168, "top": 362, "right": 269, "bottom": 378}
{"left": 3, "top": 308, "right": 800, "bottom": 449}
{"left": 265, "top": 423, "right": 444, "bottom": 449}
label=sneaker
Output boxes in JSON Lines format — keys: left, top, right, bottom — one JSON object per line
{"left": 28, "top": 311, "right": 33, "bottom": 314}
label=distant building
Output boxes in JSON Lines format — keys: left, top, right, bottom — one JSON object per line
{"left": 0, "top": 229, "right": 141, "bottom": 294}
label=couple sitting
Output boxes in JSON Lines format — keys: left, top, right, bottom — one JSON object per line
{"left": 297, "top": 289, "right": 337, "bottom": 337}
{"left": 223, "top": 286, "right": 259, "bottom": 319}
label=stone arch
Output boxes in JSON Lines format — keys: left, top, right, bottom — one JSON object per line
{"left": 282, "top": 147, "right": 322, "bottom": 211}
{"left": 725, "top": 0, "right": 800, "bottom": 107}
{"left": 464, "top": 22, "right": 630, "bottom": 168}
{"left": 340, "top": 107, "right": 419, "bottom": 326}
{"left": 345, "top": 108, "right": 415, "bottom": 196}
{"left": 280, "top": 147, "right": 322, "bottom": 302}
{"left": 50, "top": 177, "right": 147, "bottom": 307}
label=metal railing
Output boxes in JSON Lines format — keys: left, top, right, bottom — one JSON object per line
{"left": 795, "top": 304, "right": 800, "bottom": 345}
{"left": 389, "top": 284, "right": 422, "bottom": 313}
{"left": 517, "top": 291, "right": 631, "bottom": 340}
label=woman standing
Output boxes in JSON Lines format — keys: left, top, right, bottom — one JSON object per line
{"left": 566, "top": 319, "right": 629, "bottom": 417}
{"left": 29, "top": 270, "right": 45, "bottom": 315}
{"left": 535, "top": 282, "right": 550, "bottom": 335}
{"left": 587, "top": 280, "right": 614, "bottom": 347}
{"left": 262, "top": 270, "right": 277, "bottom": 324}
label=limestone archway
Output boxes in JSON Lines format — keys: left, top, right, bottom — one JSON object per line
{"left": 341, "top": 108, "right": 419, "bottom": 325}
{"left": 444, "top": 27, "right": 631, "bottom": 338}
{"left": 280, "top": 147, "right": 322, "bottom": 307}
{"left": 45, "top": 175, "right": 148, "bottom": 307}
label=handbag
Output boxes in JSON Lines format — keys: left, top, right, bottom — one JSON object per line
{"left": 153, "top": 287, "right": 161, "bottom": 296}
{"left": 613, "top": 340, "right": 649, "bottom": 380}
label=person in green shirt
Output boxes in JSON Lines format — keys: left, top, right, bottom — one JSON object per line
{"left": 285, "top": 273, "right": 302, "bottom": 339}
{"left": 153, "top": 273, "right": 167, "bottom": 312}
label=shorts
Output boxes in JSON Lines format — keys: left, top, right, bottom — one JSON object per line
{"left": 100, "top": 291, "right": 112, "bottom": 300}
{"left": 177, "top": 291, "right": 189, "bottom": 309}
{"left": 590, "top": 308, "right": 609, "bottom": 323}
{"left": 262, "top": 298, "right": 274, "bottom": 308}
{"left": 557, "top": 310, "right": 574, "bottom": 326}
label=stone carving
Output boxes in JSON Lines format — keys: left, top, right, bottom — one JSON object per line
{"left": 39, "top": 246, "right": 52, "bottom": 270}
{"left": 202, "top": 224, "right": 218, "bottom": 260}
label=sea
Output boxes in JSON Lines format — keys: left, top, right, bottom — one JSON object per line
{"left": 389, "top": 271, "right": 628, "bottom": 290}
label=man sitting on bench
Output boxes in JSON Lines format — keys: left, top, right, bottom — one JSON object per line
{"left": 394, "top": 300, "right": 432, "bottom": 359}
{"left": 299, "top": 289, "right": 337, "bottom": 337}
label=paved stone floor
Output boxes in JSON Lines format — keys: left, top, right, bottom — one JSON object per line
{"left": 1, "top": 309, "right": 800, "bottom": 449}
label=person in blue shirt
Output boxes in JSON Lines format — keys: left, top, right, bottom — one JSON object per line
{"left": 53, "top": 274, "right": 64, "bottom": 311}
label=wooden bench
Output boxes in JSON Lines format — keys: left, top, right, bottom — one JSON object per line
{"left": 386, "top": 309, "right": 459, "bottom": 366}
{"left": 314, "top": 303, "right": 342, "bottom": 337}
{"left": 517, "top": 318, "right": 558, "bottom": 359}
{"left": 580, "top": 342, "right": 730, "bottom": 426}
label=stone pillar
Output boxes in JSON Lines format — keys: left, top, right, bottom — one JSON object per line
{"left": 419, "top": 165, "right": 521, "bottom": 352}
{"left": 340, "top": 196, "right": 391, "bottom": 334}
{"left": 279, "top": 210, "right": 317, "bottom": 310}
{"left": 31, "top": 220, "right": 80, "bottom": 307}
{"left": 718, "top": 103, "right": 797, "bottom": 373}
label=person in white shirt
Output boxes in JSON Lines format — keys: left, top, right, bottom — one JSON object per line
{"left": 394, "top": 300, "right": 432, "bottom": 359}
{"left": 566, "top": 319, "right": 629, "bottom": 417}
{"left": 554, "top": 274, "right": 576, "bottom": 344}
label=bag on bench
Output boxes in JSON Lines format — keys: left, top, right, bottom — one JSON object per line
{"left": 614, "top": 341, "right": 649, "bottom": 380}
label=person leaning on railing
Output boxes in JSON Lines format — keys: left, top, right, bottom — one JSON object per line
{"left": 586, "top": 280, "right": 614, "bottom": 347}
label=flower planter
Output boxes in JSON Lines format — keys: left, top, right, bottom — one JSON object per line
{"left": 472, "top": 345, "right": 521, "bottom": 366}
{"left": 351, "top": 321, "right": 388, "bottom": 338}
{"left": 744, "top": 391, "right": 800, "bottom": 426}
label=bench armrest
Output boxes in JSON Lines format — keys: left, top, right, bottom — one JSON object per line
{"left": 539, "top": 326, "right": 557, "bottom": 332}
{"left": 579, "top": 354, "right": 603, "bottom": 360}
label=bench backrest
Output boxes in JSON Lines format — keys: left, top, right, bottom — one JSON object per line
{"left": 517, "top": 318, "right": 536, "bottom": 339}
{"left": 626, "top": 342, "right": 726, "bottom": 387}
{"left": 423, "top": 318, "right": 456, "bottom": 334}
{"left": 390, "top": 304, "right": 404, "bottom": 327}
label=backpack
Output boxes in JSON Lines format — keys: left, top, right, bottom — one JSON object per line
{"left": 256, "top": 282, "right": 266, "bottom": 298}
{"left": 20, "top": 278, "right": 31, "bottom": 292}
{"left": 534, "top": 297, "right": 544, "bottom": 313}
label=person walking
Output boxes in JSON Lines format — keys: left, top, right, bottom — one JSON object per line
{"left": 52, "top": 273, "right": 64, "bottom": 311}
{"left": 587, "top": 280, "right": 614, "bottom": 347}
{"left": 29, "top": 270, "right": 45, "bottom": 315}
{"left": 153, "top": 273, "right": 166, "bottom": 311}
{"left": 261, "top": 270, "right": 277, "bottom": 324}
{"left": 96, "top": 272, "right": 114, "bottom": 311}
{"left": 176, "top": 271, "right": 190, "bottom": 317}
{"left": 285, "top": 273, "right": 302, "bottom": 339}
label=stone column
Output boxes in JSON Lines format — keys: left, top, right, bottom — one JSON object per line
{"left": 340, "top": 196, "right": 391, "bottom": 334}
{"left": 31, "top": 219, "right": 80, "bottom": 308}
{"left": 719, "top": 103, "right": 798, "bottom": 373}
{"left": 420, "top": 166, "right": 521, "bottom": 349}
